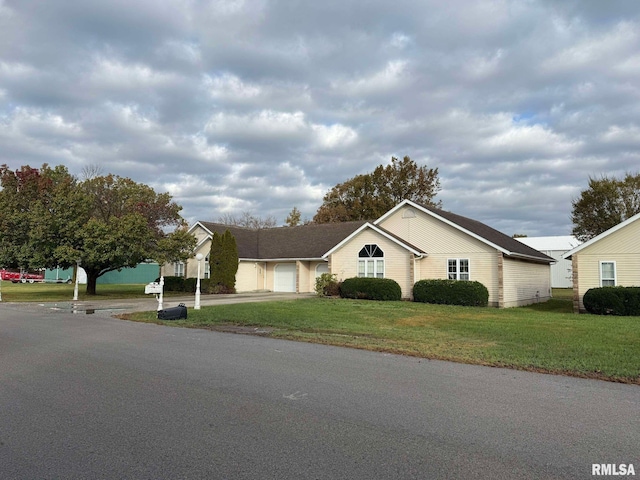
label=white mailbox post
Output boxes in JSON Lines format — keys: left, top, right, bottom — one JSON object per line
{"left": 195, "top": 253, "right": 204, "bottom": 310}
{"left": 145, "top": 276, "right": 164, "bottom": 311}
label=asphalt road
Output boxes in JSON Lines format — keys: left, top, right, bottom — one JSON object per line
{"left": 1, "top": 302, "right": 638, "bottom": 479}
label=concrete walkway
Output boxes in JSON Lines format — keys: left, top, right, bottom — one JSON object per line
{"left": 6, "top": 291, "right": 315, "bottom": 316}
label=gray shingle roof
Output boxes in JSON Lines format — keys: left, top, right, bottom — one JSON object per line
{"left": 199, "top": 221, "right": 367, "bottom": 259}
{"left": 198, "top": 202, "right": 554, "bottom": 263}
{"left": 419, "top": 205, "right": 555, "bottom": 262}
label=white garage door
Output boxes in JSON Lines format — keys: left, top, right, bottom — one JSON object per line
{"left": 274, "top": 264, "right": 297, "bottom": 292}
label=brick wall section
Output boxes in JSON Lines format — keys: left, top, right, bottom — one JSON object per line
{"left": 497, "top": 252, "right": 504, "bottom": 308}
{"left": 572, "top": 255, "right": 580, "bottom": 313}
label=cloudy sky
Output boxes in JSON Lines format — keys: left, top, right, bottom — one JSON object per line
{"left": 1, "top": 0, "right": 639, "bottom": 236}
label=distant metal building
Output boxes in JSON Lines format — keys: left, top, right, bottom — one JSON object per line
{"left": 516, "top": 236, "right": 581, "bottom": 288}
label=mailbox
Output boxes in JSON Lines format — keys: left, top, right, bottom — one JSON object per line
{"left": 145, "top": 282, "right": 163, "bottom": 294}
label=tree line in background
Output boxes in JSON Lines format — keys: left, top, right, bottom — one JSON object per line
{"left": 222, "top": 159, "right": 640, "bottom": 244}
{"left": 571, "top": 173, "right": 640, "bottom": 242}
{"left": 0, "top": 164, "right": 196, "bottom": 294}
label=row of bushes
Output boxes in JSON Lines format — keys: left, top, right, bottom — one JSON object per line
{"left": 583, "top": 286, "right": 640, "bottom": 316}
{"left": 315, "top": 274, "right": 489, "bottom": 306}
{"left": 157, "top": 276, "right": 235, "bottom": 295}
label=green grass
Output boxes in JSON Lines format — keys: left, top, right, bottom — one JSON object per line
{"left": 124, "top": 290, "right": 640, "bottom": 384}
{"left": 0, "top": 282, "right": 176, "bottom": 302}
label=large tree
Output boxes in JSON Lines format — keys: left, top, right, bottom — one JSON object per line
{"left": 0, "top": 165, "right": 196, "bottom": 295}
{"left": 313, "top": 156, "right": 441, "bottom": 223}
{"left": 0, "top": 164, "right": 88, "bottom": 270}
{"left": 571, "top": 173, "right": 640, "bottom": 242}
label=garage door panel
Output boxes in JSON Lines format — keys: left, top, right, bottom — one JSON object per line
{"left": 274, "top": 264, "right": 296, "bottom": 292}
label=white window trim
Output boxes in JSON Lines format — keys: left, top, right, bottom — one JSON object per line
{"left": 174, "top": 261, "right": 185, "bottom": 277}
{"left": 358, "top": 244, "right": 385, "bottom": 279}
{"left": 204, "top": 255, "right": 210, "bottom": 279}
{"left": 599, "top": 260, "right": 616, "bottom": 287}
{"left": 447, "top": 258, "right": 470, "bottom": 281}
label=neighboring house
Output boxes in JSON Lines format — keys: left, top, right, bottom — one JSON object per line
{"left": 562, "top": 212, "right": 640, "bottom": 313}
{"left": 516, "top": 236, "right": 581, "bottom": 288}
{"left": 164, "top": 200, "right": 554, "bottom": 308}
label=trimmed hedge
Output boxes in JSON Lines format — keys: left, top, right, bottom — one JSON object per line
{"left": 339, "top": 277, "right": 402, "bottom": 301}
{"left": 159, "top": 276, "right": 185, "bottom": 292}
{"left": 157, "top": 277, "right": 220, "bottom": 294}
{"left": 413, "top": 279, "right": 489, "bottom": 307}
{"left": 583, "top": 286, "right": 640, "bottom": 316}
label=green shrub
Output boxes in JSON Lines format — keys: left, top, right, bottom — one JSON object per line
{"left": 315, "top": 273, "right": 339, "bottom": 297}
{"left": 583, "top": 286, "right": 640, "bottom": 315}
{"left": 159, "top": 276, "right": 185, "bottom": 292}
{"left": 208, "top": 283, "right": 236, "bottom": 294}
{"left": 339, "top": 277, "right": 402, "bottom": 301}
{"left": 184, "top": 277, "right": 197, "bottom": 293}
{"left": 413, "top": 279, "right": 489, "bottom": 307}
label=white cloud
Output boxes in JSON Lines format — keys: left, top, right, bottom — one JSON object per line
{"left": 1, "top": 0, "right": 639, "bottom": 233}
{"left": 312, "top": 124, "right": 358, "bottom": 150}
{"left": 334, "top": 60, "right": 411, "bottom": 96}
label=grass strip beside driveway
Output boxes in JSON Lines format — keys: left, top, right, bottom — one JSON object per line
{"left": 122, "top": 296, "right": 640, "bottom": 384}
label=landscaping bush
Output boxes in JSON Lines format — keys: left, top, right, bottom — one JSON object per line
{"left": 315, "top": 273, "right": 340, "bottom": 297}
{"left": 158, "top": 276, "right": 185, "bottom": 292}
{"left": 339, "top": 277, "right": 402, "bottom": 301}
{"left": 184, "top": 277, "right": 197, "bottom": 293}
{"left": 207, "top": 283, "right": 236, "bottom": 294}
{"left": 413, "top": 279, "right": 489, "bottom": 307}
{"left": 583, "top": 286, "right": 640, "bottom": 316}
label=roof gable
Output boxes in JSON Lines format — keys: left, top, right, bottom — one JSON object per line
{"left": 375, "top": 200, "right": 554, "bottom": 263}
{"left": 323, "top": 223, "right": 426, "bottom": 257}
{"left": 562, "top": 212, "right": 640, "bottom": 259}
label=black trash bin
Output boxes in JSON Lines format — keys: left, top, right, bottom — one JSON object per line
{"left": 157, "top": 303, "right": 187, "bottom": 320}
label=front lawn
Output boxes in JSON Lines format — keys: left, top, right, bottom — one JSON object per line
{"left": 0, "top": 282, "right": 169, "bottom": 302}
{"left": 123, "top": 294, "right": 640, "bottom": 384}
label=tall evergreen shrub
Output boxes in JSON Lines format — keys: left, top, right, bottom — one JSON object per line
{"left": 209, "top": 229, "right": 238, "bottom": 293}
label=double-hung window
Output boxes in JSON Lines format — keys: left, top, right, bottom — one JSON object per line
{"left": 174, "top": 261, "right": 185, "bottom": 277}
{"left": 600, "top": 261, "right": 616, "bottom": 287}
{"left": 204, "top": 255, "right": 210, "bottom": 279}
{"left": 358, "top": 244, "right": 384, "bottom": 278}
{"left": 448, "top": 259, "right": 470, "bottom": 280}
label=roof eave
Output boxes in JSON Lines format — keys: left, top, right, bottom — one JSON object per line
{"left": 506, "top": 252, "right": 556, "bottom": 264}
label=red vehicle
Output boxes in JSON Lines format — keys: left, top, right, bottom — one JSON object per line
{"left": 0, "top": 269, "right": 45, "bottom": 283}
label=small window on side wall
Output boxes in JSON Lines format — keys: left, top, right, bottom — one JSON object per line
{"left": 600, "top": 261, "right": 616, "bottom": 287}
{"left": 448, "top": 259, "right": 470, "bottom": 281}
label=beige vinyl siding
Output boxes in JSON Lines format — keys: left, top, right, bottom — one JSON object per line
{"left": 502, "top": 258, "right": 551, "bottom": 307}
{"left": 379, "top": 206, "right": 494, "bottom": 254}
{"left": 415, "top": 252, "right": 500, "bottom": 306}
{"left": 381, "top": 206, "right": 499, "bottom": 304}
{"left": 193, "top": 227, "right": 211, "bottom": 245}
{"left": 578, "top": 218, "right": 640, "bottom": 255}
{"left": 235, "top": 261, "right": 261, "bottom": 292}
{"left": 297, "top": 261, "right": 311, "bottom": 293}
{"left": 331, "top": 229, "right": 413, "bottom": 298}
{"left": 573, "top": 219, "right": 640, "bottom": 311}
